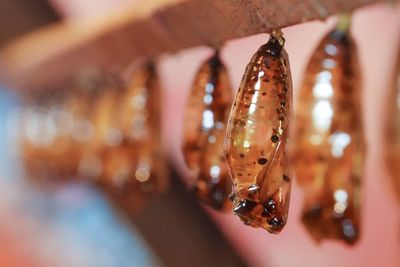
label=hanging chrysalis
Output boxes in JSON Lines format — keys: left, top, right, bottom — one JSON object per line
{"left": 78, "top": 79, "right": 123, "bottom": 181}
{"left": 182, "top": 51, "right": 233, "bottom": 210}
{"left": 292, "top": 15, "right": 364, "bottom": 244}
{"left": 21, "top": 83, "right": 95, "bottom": 184}
{"left": 386, "top": 42, "right": 400, "bottom": 198}
{"left": 224, "top": 31, "right": 293, "bottom": 233}
{"left": 100, "top": 62, "right": 167, "bottom": 211}
{"left": 21, "top": 89, "right": 67, "bottom": 183}
{"left": 60, "top": 73, "right": 107, "bottom": 181}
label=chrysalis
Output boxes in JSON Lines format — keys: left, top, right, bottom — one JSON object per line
{"left": 100, "top": 62, "right": 167, "bottom": 211}
{"left": 78, "top": 81, "right": 123, "bottom": 181}
{"left": 386, "top": 42, "right": 400, "bottom": 198}
{"left": 224, "top": 31, "right": 293, "bottom": 233}
{"left": 182, "top": 51, "right": 233, "bottom": 210}
{"left": 292, "top": 16, "right": 364, "bottom": 244}
{"left": 21, "top": 89, "right": 65, "bottom": 183}
{"left": 21, "top": 85, "right": 94, "bottom": 184}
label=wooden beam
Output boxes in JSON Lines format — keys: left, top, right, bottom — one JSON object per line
{"left": 0, "top": 0, "right": 389, "bottom": 90}
{"left": 0, "top": 0, "right": 59, "bottom": 46}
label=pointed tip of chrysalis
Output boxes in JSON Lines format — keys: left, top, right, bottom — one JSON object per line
{"left": 208, "top": 50, "right": 223, "bottom": 69}
{"left": 145, "top": 60, "right": 156, "bottom": 73}
{"left": 328, "top": 14, "right": 353, "bottom": 45}
{"left": 261, "top": 32, "right": 285, "bottom": 57}
{"left": 328, "top": 28, "right": 351, "bottom": 46}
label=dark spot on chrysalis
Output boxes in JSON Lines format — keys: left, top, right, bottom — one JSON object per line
{"left": 262, "top": 198, "right": 277, "bottom": 217}
{"left": 269, "top": 217, "right": 284, "bottom": 227}
{"left": 233, "top": 199, "right": 257, "bottom": 214}
{"left": 329, "top": 29, "right": 351, "bottom": 46}
{"left": 280, "top": 100, "right": 286, "bottom": 107}
{"left": 262, "top": 92, "right": 267, "bottom": 96}
{"left": 341, "top": 219, "right": 358, "bottom": 243}
{"left": 257, "top": 158, "right": 268, "bottom": 165}
{"left": 239, "top": 153, "right": 245, "bottom": 158}
{"left": 307, "top": 204, "right": 323, "bottom": 216}
{"left": 208, "top": 50, "right": 223, "bottom": 69}
{"left": 283, "top": 175, "right": 291, "bottom": 183}
{"left": 266, "top": 199, "right": 277, "bottom": 211}
{"left": 260, "top": 36, "right": 284, "bottom": 57}
{"left": 271, "top": 135, "right": 279, "bottom": 143}
{"left": 234, "top": 119, "right": 246, "bottom": 127}
{"left": 261, "top": 210, "right": 269, "bottom": 217}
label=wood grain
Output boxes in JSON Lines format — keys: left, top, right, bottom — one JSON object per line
{"left": 0, "top": 0, "right": 388, "bottom": 90}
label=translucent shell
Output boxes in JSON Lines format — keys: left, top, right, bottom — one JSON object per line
{"left": 386, "top": 44, "right": 400, "bottom": 198}
{"left": 292, "top": 28, "right": 364, "bottom": 244}
{"left": 224, "top": 35, "right": 293, "bottom": 233}
{"left": 21, "top": 88, "right": 93, "bottom": 183}
{"left": 182, "top": 53, "right": 233, "bottom": 210}
{"left": 77, "top": 86, "right": 123, "bottom": 180}
{"left": 99, "top": 63, "right": 167, "bottom": 210}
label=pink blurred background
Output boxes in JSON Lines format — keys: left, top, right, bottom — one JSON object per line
{"left": 1, "top": 1, "right": 400, "bottom": 266}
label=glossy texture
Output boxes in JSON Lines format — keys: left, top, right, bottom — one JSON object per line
{"left": 21, "top": 63, "right": 167, "bottom": 212}
{"left": 21, "top": 87, "right": 95, "bottom": 183}
{"left": 224, "top": 34, "right": 293, "bottom": 233}
{"left": 386, "top": 44, "right": 400, "bottom": 198}
{"left": 293, "top": 28, "right": 364, "bottom": 244}
{"left": 182, "top": 52, "right": 233, "bottom": 210}
{"left": 99, "top": 63, "right": 167, "bottom": 209}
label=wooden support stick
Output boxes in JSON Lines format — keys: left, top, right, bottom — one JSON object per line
{"left": 0, "top": 0, "right": 389, "bottom": 90}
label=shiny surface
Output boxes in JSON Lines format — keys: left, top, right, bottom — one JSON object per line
{"left": 386, "top": 44, "right": 400, "bottom": 199}
{"left": 182, "top": 52, "right": 233, "bottom": 210}
{"left": 21, "top": 87, "right": 88, "bottom": 183}
{"left": 94, "top": 63, "right": 168, "bottom": 212}
{"left": 20, "top": 63, "right": 167, "bottom": 213}
{"left": 224, "top": 34, "right": 293, "bottom": 233}
{"left": 292, "top": 27, "right": 364, "bottom": 244}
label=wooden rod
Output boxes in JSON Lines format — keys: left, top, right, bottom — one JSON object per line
{"left": 0, "top": 0, "right": 388, "bottom": 90}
